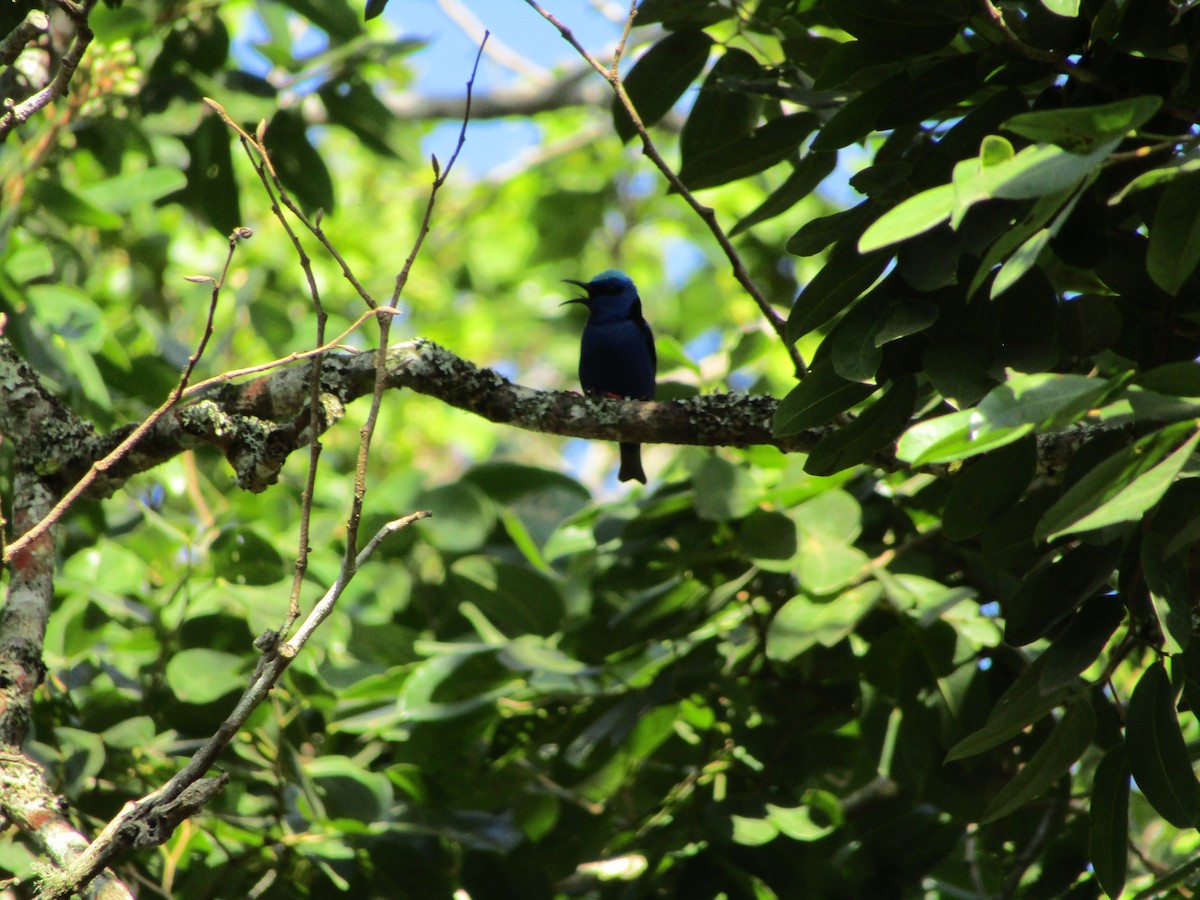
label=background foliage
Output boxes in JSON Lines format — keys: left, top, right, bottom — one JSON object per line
{"left": 5, "top": 0, "right": 1200, "bottom": 897}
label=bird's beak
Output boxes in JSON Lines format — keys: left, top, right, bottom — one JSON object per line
{"left": 561, "top": 279, "right": 590, "bottom": 307}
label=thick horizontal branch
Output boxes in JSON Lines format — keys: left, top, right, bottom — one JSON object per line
{"left": 33, "top": 339, "right": 831, "bottom": 495}
{"left": 3, "top": 337, "right": 1103, "bottom": 508}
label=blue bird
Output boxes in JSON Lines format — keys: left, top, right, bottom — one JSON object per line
{"left": 563, "top": 270, "right": 656, "bottom": 483}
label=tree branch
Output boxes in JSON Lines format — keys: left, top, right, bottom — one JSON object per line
{"left": 0, "top": 0, "right": 98, "bottom": 140}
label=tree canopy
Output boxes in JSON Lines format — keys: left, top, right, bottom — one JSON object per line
{"left": 3, "top": 0, "right": 1200, "bottom": 897}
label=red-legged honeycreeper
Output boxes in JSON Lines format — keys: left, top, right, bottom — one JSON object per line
{"left": 563, "top": 270, "right": 657, "bottom": 483}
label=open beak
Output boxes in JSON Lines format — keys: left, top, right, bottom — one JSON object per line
{"left": 561, "top": 279, "right": 590, "bottom": 307}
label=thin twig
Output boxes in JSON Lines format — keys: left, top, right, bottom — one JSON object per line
{"left": 204, "top": 99, "right": 379, "bottom": 310}
{"left": 609, "top": 0, "right": 638, "bottom": 77}
{"left": 976, "top": 0, "right": 1096, "bottom": 83}
{"left": 38, "top": 512, "right": 429, "bottom": 900}
{"left": 3, "top": 228, "right": 249, "bottom": 565}
{"left": 523, "top": 0, "right": 808, "bottom": 377}
{"left": 180, "top": 307, "right": 399, "bottom": 400}
{"left": 0, "top": 0, "right": 98, "bottom": 140}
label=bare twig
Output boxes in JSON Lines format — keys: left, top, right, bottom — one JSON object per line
{"left": 34, "top": 512, "right": 429, "bottom": 900}
{"left": 340, "top": 32, "right": 487, "bottom": 586}
{"left": 522, "top": 0, "right": 808, "bottom": 377}
{"left": 976, "top": 0, "right": 1096, "bottom": 83}
{"left": 3, "top": 228, "right": 249, "bottom": 565}
{"left": 180, "top": 307, "right": 400, "bottom": 400}
{"left": 0, "top": 0, "right": 98, "bottom": 140}
{"left": 438, "top": 0, "right": 546, "bottom": 81}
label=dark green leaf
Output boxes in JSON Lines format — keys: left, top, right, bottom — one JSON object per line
{"left": 981, "top": 696, "right": 1095, "bottom": 822}
{"left": 731, "top": 151, "right": 837, "bottom": 236}
{"left": 773, "top": 356, "right": 877, "bottom": 435}
{"left": 364, "top": 0, "right": 388, "bottom": 21}
{"left": 31, "top": 180, "right": 123, "bottom": 230}
{"left": 319, "top": 76, "right": 399, "bottom": 157}
{"left": 278, "top": 0, "right": 362, "bottom": 39}
{"left": 1089, "top": 746, "right": 1130, "bottom": 899}
{"left": 943, "top": 437, "right": 1037, "bottom": 540}
{"left": 789, "top": 202, "right": 876, "bottom": 257}
{"left": 416, "top": 483, "right": 497, "bottom": 553}
{"left": 1038, "top": 596, "right": 1126, "bottom": 692}
{"left": 679, "top": 48, "right": 762, "bottom": 165}
{"left": 1004, "top": 543, "right": 1120, "bottom": 647}
{"left": 263, "top": 109, "right": 335, "bottom": 215}
{"left": 786, "top": 242, "right": 891, "bottom": 342}
{"left": 1142, "top": 532, "right": 1193, "bottom": 655}
{"left": 810, "top": 75, "right": 907, "bottom": 152}
{"left": 737, "top": 510, "right": 799, "bottom": 571}
{"left": 679, "top": 112, "right": 819, "bottom": 191}
{"left": 805, "top": 377, "right": 916, "bottom": 476}
{"left": 824, "top": 0, "right": 963, "bottom": 54}
{"left": 1003, "top": 96, "right": 1162, "bottom": 153}
{"left": 613, "top": 30, "right": 713, "bottom": 143}
{"left": 1126, "top": 661, "right": 1200, "bottom": 828}
{"left": 1035, "top": 422, "right": 1200, "bottom": 542}
{"left": 946, "top": 654, "right": 1073, "bottom": 760}
{"left": 1147, "top": 172, "right": 1200, "bottom": 295}
{"left": 211, "top": 527, "right": 287, "bottom": 586}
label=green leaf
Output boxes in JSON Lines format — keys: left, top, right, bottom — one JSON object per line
{"left": 805, "top": 377, "right": 917, "bottom": 476}
{"left": 31, "top": 180, "right": 123, "bottom": 230}
{"left": 1125, "top": 661, "right": 1200, "bottom": 829}
{"left": 364, "top": 0, "right": 388, "bottom": 21}
{"left": 898, "top": 373, "right": 1117, "bottom": 465}
{"left": 693, "top": 455, "right": 757, "bottom": 521}
{"left": 767, "top": 582, "right": 881, "bottom": 661}
{"left": 946, "top": 655, "right": 1073, "bottom": 760}
{"left": 981, "top": 696, "right": 1095, "bottom": 823}
{"left": 679, "top": 47, "right": 762, "bottom": 166}
{"left": 786, "top": 242, "right": 891, "bottom": 342}
{"left": 264, "top": 109, "right": 335, "bottom": 214}
{"left": 1004, "top": 544, "right": 1121, "bottom": 647}
{"left": 679, "top": 112, "right": 819, "bottom": 191}
{"left": 737, "top": 510, "right": 799, "bottom": 572}
{"left": 731, "top": 815, "right": 778, "bottom": 846}
{"left": 1089, "top": 747, "right": 1130, "bottom": 900}
{"left": 943, "top": 437, "right": 1037, "bottom": 540}
{"left": 1003, "top": 96, "right": 1161, "bottom": 153}
{"left": 773, "top": 357, "right": 877, "bottom": 435}
{"left": 1035, "top": 422, "right": 1200, "bottom": 542}
{"left": 824, "top": 0, "right": 963, "bottom": 53}
{"left": 416, "top": 483, "right": 496, "bottom": 553}
{"left": 80, "top": 167, "right": 189, "bottom": 213}
{"left": 166, "top": 649, "right": 246, "bottom": 704}
{"left": 858, "top": 184, "right": 956, "bottom": 252}
{"left": 1147, "top": 172, "right": 1200, "bottom": 295}
{"left": 731, "top": 151, "right": 837, "bottom": 236}
{"left": 614, "top": 30, "right": 713, "bottom": 143}
{"left": 1109, "top": 148, "right": 1200, "bottom": 206}
{"left": 765, "top": 802, "right": 837, "bottom": 841}
{"left": 1038, "top": 596, "right": 1126, "bottom": 692}
{"left": 211, "top": 527, "right": 287, "bottom": 586}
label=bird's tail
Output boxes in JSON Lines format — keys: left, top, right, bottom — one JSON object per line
{"left": 618, "top": 442, "right": 646, "bottom": 484}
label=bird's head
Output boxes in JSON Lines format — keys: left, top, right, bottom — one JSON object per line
{"left": 562, "top": 270, "right": 640, "bottom": 320}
